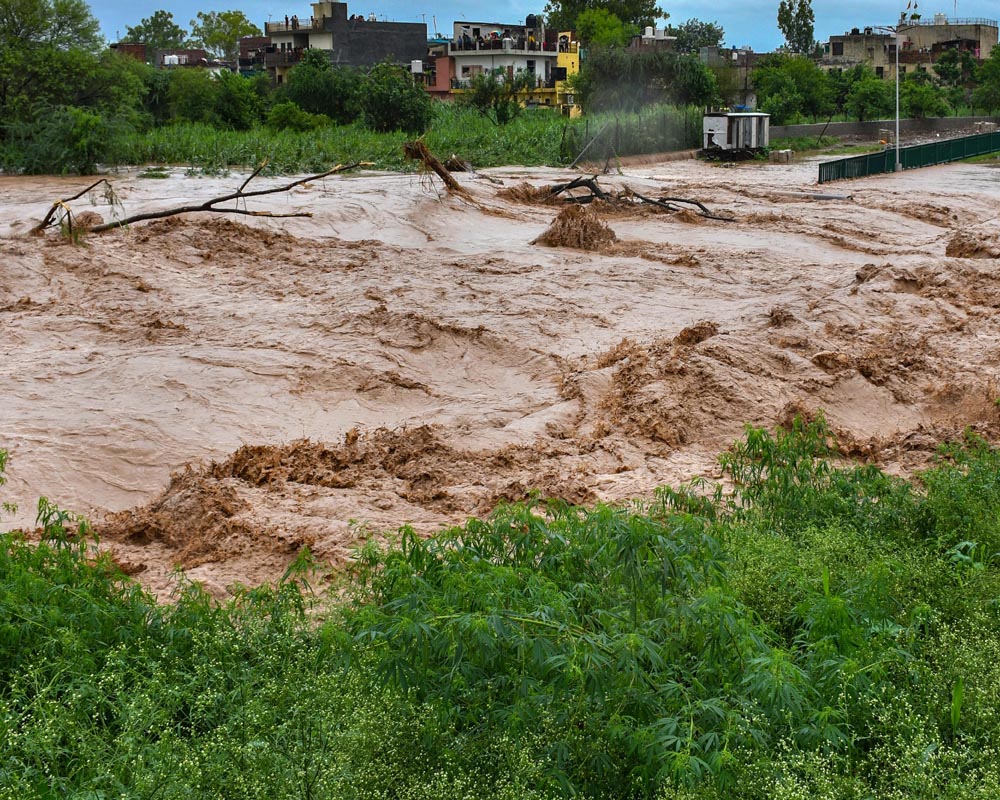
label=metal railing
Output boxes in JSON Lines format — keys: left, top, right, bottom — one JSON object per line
{"left": 902, "top": 17, "right": 996, "bottom": 26}
{"left": 818, "top": 129, "right": 1000, "bottom": 182}
{"left": 450, "top": 40, "right": 576, "bottom": 54}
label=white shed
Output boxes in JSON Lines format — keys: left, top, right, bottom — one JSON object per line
{"left": 703, "top": 112, "right": 770, "bottom": 151}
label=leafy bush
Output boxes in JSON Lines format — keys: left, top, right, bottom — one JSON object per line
{"left": 361, "top": 60, "right": 434, "bottom": 134}
{"left": 265, "top": 101, "right": 328, "bottom": 132}
{"left": 284, "top": 50, "right": 363, "bottom": 125}
{"left": 4, "top": 424, "right": 1000, "bottom": 798}
{"left": 1, "top": 105, "right": 116, "bottom": 174}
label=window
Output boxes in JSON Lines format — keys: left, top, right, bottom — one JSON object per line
{"left": 899, "top": 65, "right": 907, "bottom": 74}
{"left": 832, "top": 42, "right": 844, "bottom": 56}
{"left": 875, "top": 66, "right": 884, "bottom": 78}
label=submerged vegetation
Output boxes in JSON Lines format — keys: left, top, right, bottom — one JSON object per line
{"left": 3, "top": 417, "right": 1000, "bottom": 798}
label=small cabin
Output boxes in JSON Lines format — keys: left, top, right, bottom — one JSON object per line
{"left": 703, "top": 112, "right": 770, "bottom": 151}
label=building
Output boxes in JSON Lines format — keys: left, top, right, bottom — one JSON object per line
{"left": 628, "top": 25, "right": 676, "bottom": 52}
{"left": 263, "top": 1, "right": 426, "bottom": 83}
{"left": 425, "top": 18, "right": 580, "bottom": 113}
{"left": 820, "top": 15, "right": 997, "bottom": 79}
{"left": 700, "top": 46, "right": 766, "bottom": 108}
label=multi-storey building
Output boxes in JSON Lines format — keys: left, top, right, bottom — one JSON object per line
{"left": 262, "top": 1, "right": 426, "bottom": 83}
{"left": 424, "top": 17, "right": 580, "bottom": 113}
{"left": 820, "top": 14, "right": 997, "bottom": 80}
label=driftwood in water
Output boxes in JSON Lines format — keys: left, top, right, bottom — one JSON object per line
{"left": 403, "top": 140, "right": 470, "bottom": 197}
{"left": 30, "top": 161, "right": 371, "bottom": 236}
{"left": 30, "top": 179, "right": 114, "bottom": 236}
{"left": 540, "top": 175, "right": 734, "bottom": 222}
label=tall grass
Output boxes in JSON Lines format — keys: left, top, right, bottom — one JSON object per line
{"left": 98, "top": 103, "right": 703, "bottom": 175}
{"left": 3, "top": 417, "right": 1000, "bottom": 798}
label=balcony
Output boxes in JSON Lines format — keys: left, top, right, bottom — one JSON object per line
{"left": 264, "top": 20, "right": 322, "bottom": 34}
{"left": 264, "top": 50, "right": 305, "bottom": 67}
{"left": 450, "top": 39, "right": 577, "bottom": 55}
{"left": 451, "top": 76, "right": 560, "bottom": 90}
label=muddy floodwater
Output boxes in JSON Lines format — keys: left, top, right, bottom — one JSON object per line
{"left": 2, "top": 158, "right": 999, "bottom": 596}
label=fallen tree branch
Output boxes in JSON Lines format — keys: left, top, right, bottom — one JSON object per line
{"left": 628, "top": 190, "right": 735, "bottom": 222}
{"left": 89, "top": 161, "right": 370, "bottom": 233}
{"left": 535, "top": 176, "right": 735, "bottom": 222}
{"left": 403, "top": 140, "right": 470, "bottom": 197}
{"left": 30, "top": 179, "right": 112, "bottom": 235}
{"left": 30, "top": 162, "right": 371, "bottom": 236}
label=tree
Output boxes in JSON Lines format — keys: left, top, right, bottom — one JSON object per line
{"left": 462, "top": 68, "right": 537, "bottom": 125}
{"left": 753, "top": 54, "right": 832, "bottom": 122}
{"left": 573, "top": 47, "right": 717, "bottom": 111}
{"left": 166, "top": 68, "right": 221, "bottom": 124}
{"left": 972, "top": 47, "right": 1000, "bottom": 113}
{"left": 777, "top": 0, "right": 815, "bottom": 55}
{"left": 574, "top": 8, "right": 633, "bottom": 48}
{"left": 845, "top": 75, "right": 893, "bottom": 121}
{"left": 189, "top": 10, "right": 260, "bottom": 63}
{"left": 124, "top": 10, "right": 188, "bottom": 58}
{"left": 0, "top": 0, "right": 103, "bottom": 51}
{"left": 900, "top": 76, "right": 948, "bottom": 118}
{"left": 360, "top": 60, "right": 433, "bottom": 134}
{"left": 0, "top": 0, "right": 107, "bottom": 126}
{"left": 284, "top": 50, "right": 362, "bottom": 124}
{"left": 544, "top": 0, "right": 666, "bottom": 32}
{"left": 666, "top": 18, "right": 724, "bottom": 54}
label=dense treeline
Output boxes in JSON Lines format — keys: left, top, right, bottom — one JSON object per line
{"left": 749, "top": 49, "right": 1000, "bottom": 124}
{"left": 3, "top": 0, "right": 1000, "bottom": 174}
{"left": 3, "top": 418, "right": 1000, "bottom": 797}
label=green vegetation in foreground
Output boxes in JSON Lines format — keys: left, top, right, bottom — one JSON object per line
{"left": 2, "top": 103, "right": 702, "bottom": 176}
{"left": 3, "top": 417, "right": 1000, "bottom": 798}
{"left": 106, "top": 103, "right": 702, "bottom": 174}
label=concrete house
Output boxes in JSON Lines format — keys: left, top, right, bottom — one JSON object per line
{"left": 425, "top": 17, "right": 580, "bottom": 113}
{"left": 263, "top": 1, "right": 426, "bottom": 83}
{"left": 820, "top": 15, "right": 997, "bottom": 80}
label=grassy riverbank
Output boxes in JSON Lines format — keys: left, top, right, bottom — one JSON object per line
{"left": 3, "top": 418, "right": 999, "bottom": 798}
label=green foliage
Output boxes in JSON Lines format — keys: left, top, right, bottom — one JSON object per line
{"left": 284, "top": 51, "right": 363, "bottom": 125}
{"left": 1, "top": 104, "right": 114, "bottom": 173}
{"left": 666, "top": 18, "right": 726, "bottom": 54}
{"left": 4, "top": 424, "right": 1000, "bottom": 797}
{"left": 902, "top": 76, "right": 949, "bottom": 119}
{"left": 973, "top": 46, "right": 1000, "bottom": 113}
{"left": 265, "top": 101, "right": 328, "bottom": 132}
{"left": 0, "top": 0, "right": 109, "bottom": 132}
{"left": 462, "top": 69, "right": 537, "bottom": 125}
{"left": 543, "top": 0, "right": 666, "bottom": 31}
{"left": 845, "top": 75, "right": 894, "bottom": 121}
{"left": 214, "top": 70, "right": 265, "bottom": 130}
{"left": 574, "top": 8, "right": 634, "bottom": 47}
{"left": 574, "top": 48, "right": 717, "bottom": 111}
{"left": 776, "top": 0, "right": 815, "bottom": 55}
{"left": 124, "top": 9, "right": 188, "bottom": 57}
{"left": 188, "top": 9, "right": 260, "bottom": 63}
{"left": 360, "top": 60, "right": 433, "bottom": 134}
{"left": 753, "top": 54, "right": 832, "bottom": 123}
{"left": 166, "top": 67, "right": 221, "bottom": 125}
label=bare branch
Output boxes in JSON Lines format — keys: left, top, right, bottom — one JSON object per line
{"left": 30, "top": 179, "right": 111, "bottom": 235}
{"left": 80, "top": 162, "right": 371, "bottom": 234}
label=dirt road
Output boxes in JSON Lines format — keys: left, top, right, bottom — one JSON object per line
{"left": 2, "top": 158, "right": 998, "bottom": 596}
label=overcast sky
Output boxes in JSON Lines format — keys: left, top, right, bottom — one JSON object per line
{"left": 91, "top": 0, "right": 997, "bottom": 52}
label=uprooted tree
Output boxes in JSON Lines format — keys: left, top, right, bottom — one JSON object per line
{"left": 29, "top": 161, "right": 370, "bottom": 236}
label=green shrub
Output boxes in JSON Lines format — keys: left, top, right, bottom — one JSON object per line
{"left": 361, "top": 60, "right": 433, "bottom": 134}
{"left": 265, "top": 101, "right": 328, "bottom": 132}
{"left": 1, "top": 105, "right": 115, "bottom": 174}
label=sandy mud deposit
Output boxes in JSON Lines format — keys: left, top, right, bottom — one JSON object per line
{"left": 2, "top": 159, "right": 999, "bottom": 596}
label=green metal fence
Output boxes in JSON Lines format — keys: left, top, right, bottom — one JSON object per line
{"left": 818, "top": 130, "right": 1000, "bottom": 183}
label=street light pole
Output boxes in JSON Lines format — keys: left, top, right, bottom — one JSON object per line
{"left": 894, "top": 26, "right": 902, "bottom": 171}
{"left": 876, "top": 20, "right": 907, "bottom": 172}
